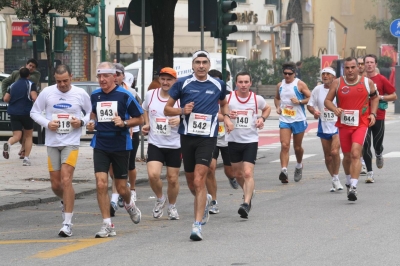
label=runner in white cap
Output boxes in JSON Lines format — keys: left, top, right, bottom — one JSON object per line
{"left": 307, "top": 67, "right": 343, "bottom": 192}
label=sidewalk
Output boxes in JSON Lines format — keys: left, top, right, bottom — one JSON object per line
{"left": 0, "top": 99, "right": 398, "bottom": 211}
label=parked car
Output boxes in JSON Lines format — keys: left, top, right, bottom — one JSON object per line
{"left": 0, "top": 79, "right": 98, "bottom": 142}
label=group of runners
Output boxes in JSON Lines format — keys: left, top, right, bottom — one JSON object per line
{"left": 8, "top": 50, "right": 395, "bottom": 242}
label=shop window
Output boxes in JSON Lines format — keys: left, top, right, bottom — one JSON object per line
{"left": 265, "top": 0, "right": 279, "bottom": 6}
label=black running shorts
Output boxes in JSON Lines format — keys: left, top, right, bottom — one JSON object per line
{"left": 180, "top": 134, "right": 217, "bottom": 172}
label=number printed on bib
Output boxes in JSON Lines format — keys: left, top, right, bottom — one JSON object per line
{"left": 97, "top": 101, "right": 118, "bottom": 122}
{"left": 218, "top": 122, "right": 225, "bottom": 137}
{"left": 340, "top": 110, "right": 359, "bottom": 126}
{"left": 321, "top": 108, "right": 336, "bottom": 122}
{"left": 282, "top": 105, "right": 296, "bottom": 118}
{"left": 188, "top": 113, "right": 212, "bottom": 135}
{"left": 52, "top": 113, "right": 72, "bottom": 134}
{"left": 152, "top": 117, "right": 171, "bottom": 135}
{"left": 234, "top": 110, "right": 253, "bottom": 128}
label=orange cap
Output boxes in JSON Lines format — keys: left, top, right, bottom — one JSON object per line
{"left": 159, "top": 67, "right": 177, "bottom": 79}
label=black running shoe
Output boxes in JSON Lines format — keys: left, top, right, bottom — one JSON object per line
{"left": 238, "top": 203, "right": 250, "bottom": 218}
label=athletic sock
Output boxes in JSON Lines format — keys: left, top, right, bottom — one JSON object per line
{"left": 111, "top": 193, "right": 119, "bottom": 203}
{"left": 64, "top": 213, "right": 73, "bottom": 224}
{"left": 103, "top": 218, "right": 111, "bottom": 225}
{"left": 345, "top": 175, "right": 351, "bottom": 185}
{"left": 281, "top": 167, "right": 287, "bottom": 172}
{"left": 168, "top": 204, "right": 175, "bottom": 209}
{"left": 158, "top": 195, "right": 165, "bottom": 202}
{"left": 350, "top": 178, "right": 358, "bottom": 188}
{"left": 125, "top": 199, "right": 135, "bottom": 209}
{"left": 332, "top": 175, "right": 339, "bottom": 181}
{"left": 295, "top": 163, "right": 302, "bottom": 169}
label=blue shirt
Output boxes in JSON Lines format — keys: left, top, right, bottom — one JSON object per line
{"left": 169, "top": 74, "right": 226, "bottom": 137}
{"left": 7, "top": 78, "right": 37, "bottom": 115}
{"left": 90, "top": 85, "right": 143, "bottom": 151}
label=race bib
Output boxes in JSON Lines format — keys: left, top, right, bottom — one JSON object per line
{"left": 234, "top": 110, "right": 253, "bottom": 129}
{"left": 97, "top": 101, "right": 118, "bottom": 122}
{"left": 321, "top": 108, "right": 336, "bottom": 122}
{"left": 340, "top": 110, "right": 359, "bottom": 126}
{"left": 52, "top": 113, "right": 72, "bottom": 134}
{"left": 188, "top": 113, "right": 212, "bottom": 135}
{"left": 218, "top": 122, "right": 225, "bottom": 137}
{"left": 282, "top": 105, "right": 296, "bottom": 118}
{"left": 152, "top": 117, "right": 171, "bottom": 135}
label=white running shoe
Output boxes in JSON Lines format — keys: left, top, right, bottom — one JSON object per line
{"left": 152, "top": 197, "right": 167, "bottom": 218}
{"left": 201, "top": 194, "right": 212, "bottom": 225}
{"left": 167, "top": 206, "right": 180, "bottom": 220}
{"left": 95, "top": 223, "right": 116, "bottom": 238}
{"left": 360, "top": 165, "right": 367, "bottom": 175}
{"left": 59, "top": 223, "right": 73, "bottom": 237}
{"left": 376, "top": 155, "right": 384, "bottom": 169}
{"left": 189, "top": 223, "right": 203, "bottom": 241}
{"left": 126, "top": 205, "right": 141, "bottom": 224}
{"left": 131, "top": 190, "right": 137, "bottom": 201}
{"left": 333, "top": 180, "right": 343, "bottom": 191}
{"left": 365, "top": 172, "right": 375, "bottom": 183}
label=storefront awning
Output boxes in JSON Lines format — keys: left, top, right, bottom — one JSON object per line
{"left": 227, "top": 31, "right": 253, "bottom": 41}
{"left": 108, "top": 16, "right": 214, "bottom": 54}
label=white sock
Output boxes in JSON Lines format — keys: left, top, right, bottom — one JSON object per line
{"left": 125, "top": 199, "right": 135, "bottom": 209}
{"left": 111, "top": 193, "right": 119, "bottom": 203}
{"left": 64, "top": 213, "right": 73, "bottom": 224}
{"left": 332, "top": 175, "right": 339, "bottom": 181}
{"left": 345, "top": 175, "right": 351, "bottom": 185}
{"left": 24, "top": 156, "right": 29, "bottom": 160}
{"left": 368, "top": 171, "right": 374, "bottom": 175}
{"left": 168, "top": 204, "right": 175, "bottom": 209}
{"left": 281, "top": 167, "right": 287, "bottom": 172}
{"left": 361, "top": 158, "right": 365, "bottom": 164}
{"left": 351, "top": 178, "right": 358, "bottom": 188}
{"left": 158, "top": 195, "right": 165, "bottom": 202}
{"left": 103, "top": 218, "right": 111, "bottom": 225}
{"left": 296, "top": 163, "right": 302, "bottom": 169}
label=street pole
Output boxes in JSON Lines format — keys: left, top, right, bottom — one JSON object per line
{"left": 140, "top": 0, "right": 145, "bottom": 159}
{"left": 100, "top": 0, "right": 106, "bottom": 61}
{"left": 222, "top": 37, "right": 226, "bottom": 82}
{"left": 200, "top": 0, "right": 204, "bottom": 50}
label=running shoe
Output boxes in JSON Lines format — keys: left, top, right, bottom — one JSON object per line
{"left": 333, "top": 180, "right": 343, "bottom": 191}
{"left": 110, "top": 201, "right": 117, "bottom": 217}
{"left": 95, "top": 223, "right": 116, "bottom": 238}
{"left": 228, "top": 178, "right": 239, "bottom": 189}
{"left": 360, "top": 165, "right": 367, "bottom": 175}
{"left": 376, "top": 154, "right": 384, "bottom": 169}
{"left": 294, "top": 165, "right": 303, "bottom": 182}
{"left": 167, "top": 205, "right": 180, "bottom": 220}
{"left": 153, "top": 196, "right": 167, "bottom": 218}
{"left": 3, "top": 142, "right": 10, "bottom": 159}
{"left": 365, "top": 172, "right": 374, "bottom": 183}
{"left": 117, "top": 196, "right": 124, "bottom": 208}
{"left": 279, "top": 169, "right": 288, "bottom": 183}
{"left": 345, "top": 184, "right": 351, "bottom": 195}
{"left": 238, "top": 203, "right": 250, "bottom": 218}
{"left": 347, "top": 186, "right": 357, "bottom": 201}
{"left": 22, "top": 158, "right": 31, "bottom": 166}
{"left": 209, "top": 200, "right": 219, "bottom": 214}
{"left": 58, "top": 223, "right": 73, "bottom": 237}
{"left": 201, "top": 194, "right": 212, "bottom": 225}
{"left": 126, "top": 205, "right": 141, "bottom": 224}
{"left": 190, "top": 223, "right": 203, "bottom": 241}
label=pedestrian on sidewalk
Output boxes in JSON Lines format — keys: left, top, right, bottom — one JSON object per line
{"left": 30, "top": 64, "right": 92, "bottom": 237}
{"left": 3, "top": 67, "right": 37, "bottom": 166}
{"left": 87, "top": 62, "right": 144, "bottom": 238}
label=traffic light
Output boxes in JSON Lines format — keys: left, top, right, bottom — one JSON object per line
{"left": 85, "top": 5, "right": 99, "bottom": 36}
{"left": 219, "top": 0, "right": 238, "bottom": 38}
{"left": 27, "top": 20, "right": 45, "bottom": 52}
{"left": 54, "top": 17, "right": 68, "bottom": 53}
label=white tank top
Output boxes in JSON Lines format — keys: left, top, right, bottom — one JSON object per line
{"left": 308, "top": 84, "right": 338, "bottom": 134}
{"left": 279, "top": 78, "right": 307, "bottom": 123}
{"left": 225, "top": 91, "right": 266, "bottom": 143}
{"left": 142, "top": 88, "right": 181, "bottom": 149}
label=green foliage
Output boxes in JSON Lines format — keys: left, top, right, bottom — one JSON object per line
{"left": 377, "top": 56, "right": 393, "bottom": 67}
{"left": 300, "top": 56, "right": 321, "bottom": 89}
{"left": 364, "top": 0, "right": 400, "bottom": 46}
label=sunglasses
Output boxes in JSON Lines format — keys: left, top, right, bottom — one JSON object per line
{"left": 358, "top": 63, "right": 364, "bottom": 66}
{"left": 283, "top": 72, "right": 294, "bottom": 76}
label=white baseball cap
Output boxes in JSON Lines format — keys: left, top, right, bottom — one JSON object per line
{"left": 321, "top": 67, "right": 336, "bottom": 76}
{"left": 124, "top": 72, "right": 134, "bottom": 85}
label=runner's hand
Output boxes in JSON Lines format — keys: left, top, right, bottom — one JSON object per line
{"left": 86, "top": 120, "right": 95, "bottom": 131}
{"left": 368, "top": 114, "right": 376, "bottom": 127}
{"left": 168, "top": 117, "right": 180, "bottom": 127}
{"left": 314, "top": 110, "right": 321, "bottom": 120}
{"left": 183, "top": 102, "right": 194, "bottom": 115}
{"left": 48, "top": 120, "right": 60, "bottom": 131}
{"left": 276, "top": 107, "right": 282, "bottom": 115}
{"left": 141, "top": 124, "right": 150, "bottom": 135}
{"left": 113, "top": 111, "right": 123, "bottom": 127}
{"left": 70, "top": 116, "right": 81, "bottom": 129}
{"left": 256, "top": 118, "right": 264, "bottom": 129}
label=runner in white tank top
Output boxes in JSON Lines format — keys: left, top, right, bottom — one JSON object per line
{"left": 224, "top": 71, "right": 271, "bottom": 219}
{"left": 274, "top": 62, "right": 311, "bottom": 184}
{"left": 307, "top": 67, "right": 343, "bottom": 193}
{"left": 141, "top": 67, "right": 182, "bottom": 220}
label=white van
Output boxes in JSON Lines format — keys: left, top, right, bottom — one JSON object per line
{"left": 124, "top": 53, "right": 246, "bottom": 99}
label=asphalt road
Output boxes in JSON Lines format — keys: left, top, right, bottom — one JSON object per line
{"left": 1, "top": 117, "right": 400, "bottom": 265}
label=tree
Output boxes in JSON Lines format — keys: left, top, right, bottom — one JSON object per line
{"left": 0, "top": 0, "right": 99, "bottom": 84}
{"left": 149, "top": 0, "right": 178, "bottom": 77}
{"left": 365, "top": 0, "right": 400, "bottom": 47}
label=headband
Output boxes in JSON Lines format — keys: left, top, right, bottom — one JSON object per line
{"left": 321, "top": 67, "right": 336, "bottom": 76}
{"left": 282, "top": 66, "right": 296, "bottom": 73}
{"left": 192, "top": 50, "right": 210, "bottom": 61}
{"left": 96, "top": 68, "right": 116, "bottom": 74}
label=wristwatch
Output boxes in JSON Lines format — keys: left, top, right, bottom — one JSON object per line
{"left": 223, "top": 114, "right": 231, "bottom": 118}
{"left": 371, "top": 113, "right": 377, "bottom": 118}
{"left": 80, "top": 120, "right": 84, "bottom": 127}
{"left": 261, "top": 116, "right": 266, "bottom": 122}
{"left": 123, "top": 120, "right": 128, "bottom": 127}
